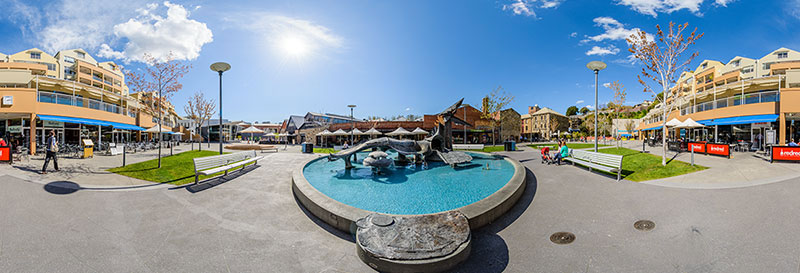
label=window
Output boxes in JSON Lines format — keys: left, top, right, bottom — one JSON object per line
{"left": 45, "top": 63, "right": 56, "bottom": 71}
{"left": 777, "top": 52, "right": 788, "bottom": 59}
{"left": 763, "top": 63, "right": 771, "bottom": 70}
{"left": 30, "top": 52, "right": 41, "bottom": 59}
{"left": 701, "top": 63, "right": 707, "bottom": 69}
{"left": 731, "top": 60, "right": 740, "bottom": 67}
{"left": 742, "top": 66, "right": 753, "bottom": 73}
{"left": 77, "top": 52, "right": 86, "bottom": 59}
{"left": 64, "top": 56, "right": 75, "bottom": 64}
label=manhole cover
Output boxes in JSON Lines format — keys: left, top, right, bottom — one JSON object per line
{"left": 634, "top": 220, "right": 655, "bottom": 231}
{"left": 549, "top": 232, "right": 575, "bottom": 244}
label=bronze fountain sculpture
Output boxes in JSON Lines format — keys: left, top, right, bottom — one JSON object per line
{"left": 327, "top": 99, "right": 473, "bottom": 169}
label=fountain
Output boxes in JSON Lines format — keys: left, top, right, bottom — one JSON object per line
{"left": 292, "top": 99, "right": 527, "bottom": 272}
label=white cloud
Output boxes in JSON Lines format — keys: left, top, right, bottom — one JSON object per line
{"left": 99, "top": 1, "right": 213, "bottom": 63}
{"left": 587, "top": 105, "right": 595, "bottom": 109}
{"left": 612, "top": 54, "right": 639, "bottom": 66}
{"left": 714, "top": 0, "right": 734, "bottom": 6}
{"left": 615, "top": 0, "right": 709, "bottom": 17}
{"left": 405, "top": 107, "right": 411, "bottom": 111}
{"left": 227, "top": 13, "right": 344, "bottom": 58}
{"left": 603, "top": 82, "right": 612, "bottom": 88}
{"left": 583, "top": 17, "right": 650, "bottom": 43}
{"left": 576, "top": 100, "right": 584, "bottom": 104}
{"left": 502, "top": 0, "right": 563, "bottom": 18}
{"left": 586, "top": 45, "right": 620, "bottom": 56}
{"left": 570, "top": 32, "right": 578, "bottom": 37}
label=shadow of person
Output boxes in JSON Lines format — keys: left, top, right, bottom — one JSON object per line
{"left": 43, "top": 181, "right": 80, "bottom": 195}
{"left": 447, "top": 167, "right": 538, "bottom": 273}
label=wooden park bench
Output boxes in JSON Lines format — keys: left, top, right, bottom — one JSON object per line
{"left": 192, "top": 150, "right": 264, "bottom": 184}
{"left": 563, "top": 149, "right": 624, "bottom": 181}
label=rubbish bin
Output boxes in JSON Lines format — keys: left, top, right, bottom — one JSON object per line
{"left": 81, "top": 139, "right": 94, "bottom": 158}
{"left": 510, "top": 141, "right": 516, "bottom": 151}
{"left": 301, "top": 142, "right": 313, "bottom": 154}
{"left": 504, "top": 141, "right": 512, "bottom": 151}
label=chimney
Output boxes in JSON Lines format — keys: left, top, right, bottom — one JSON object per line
{"left": 528, "top": 105, "right": 540, "bottom": 115}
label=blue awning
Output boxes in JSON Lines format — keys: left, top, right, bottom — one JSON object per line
{"left": 38, "top": 115, "right": 144, "bottom": 131}
{"left": 107, "top": 122, "right": 145, "bottom": 131}
{"left": 698, "top": 114, "right": 778, "bottom": 126}
{"left": 642, "top": 126, "right": 663, "bottom": 131}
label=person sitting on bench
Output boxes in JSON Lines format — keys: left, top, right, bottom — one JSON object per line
{"left": 552, "top": 140, "right": 569, "bottom": 165}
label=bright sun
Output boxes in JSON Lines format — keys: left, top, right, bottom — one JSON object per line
{"left": 279, "top": 36, "right": 310, "bottom": 58}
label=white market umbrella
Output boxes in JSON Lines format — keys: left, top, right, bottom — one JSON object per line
{"left": 675, "top": 118, "right": 704, "bottom": 129}
{"left": 332, "top": 129, "right": 349, "bottom": 136}
{"left": 386, "top": 127, "right": 412, "bottom": 136}
{"left": 351, "top": 128, "right": 364, "bottom": 135}
{"left": 666, "top": 118, "right": 682, "bottom": 127}
{"left": 316, "top": 129, "right": 332, "bottom": 136}
{"left": 364, "top": 128, "right": 381, "bottom": 135}
{"left": 240, "top": 126, "right": 264, "bottom": 143}
{"left": 411, "top": 127, "right": 429, "bottom": 135}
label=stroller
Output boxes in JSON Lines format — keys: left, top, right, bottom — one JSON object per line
{"left": 541, "top": 146, "right": 554, "bottom": 164}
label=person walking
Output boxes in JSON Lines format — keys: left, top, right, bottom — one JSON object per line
{"left": 0, "top": 136, "right": 7, "bottom": 147}
{"left": 41, "top": 130, "right": 59, "bottom": 174}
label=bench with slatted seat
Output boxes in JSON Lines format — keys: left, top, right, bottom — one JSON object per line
{"left": 562, "top": 149, "right": 624, "bottom": 181}
{"left": 192, "top": 150, "right": 264, "bottom": 184}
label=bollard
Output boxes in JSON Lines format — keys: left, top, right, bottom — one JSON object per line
{"left": 690, "top": 148, "right": 694, "bottom": 166}
{"left": 123, "top": 145, "right": 126, "bottom": 167}
{"left": 170, "top": 142, "right": 173, "bottom": 156}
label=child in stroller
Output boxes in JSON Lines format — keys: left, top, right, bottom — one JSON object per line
{"left": 540, "top": 146, "right": 554, "bottom": 164}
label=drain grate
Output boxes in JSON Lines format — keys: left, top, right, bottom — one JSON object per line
{"left": 634, "top": 220, "right": 655, "bottom": 231}
{"left": 550, "top": 232, "right": 575, "bottom": 244}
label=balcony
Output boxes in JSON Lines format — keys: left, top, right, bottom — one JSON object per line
{"left": 38, "top": 91, "right": 125, "bottom": 115}
{"left": 680, "top": 90, "right": 779, "bottom": 115}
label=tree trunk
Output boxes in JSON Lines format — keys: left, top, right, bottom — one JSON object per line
{"left": 661, "top": 105, "right": 667, "bottom": 166}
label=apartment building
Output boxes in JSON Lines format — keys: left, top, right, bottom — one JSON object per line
{"left": 638, "top": 47, "right": 800, "bottom": 146}
{"left": 520, "top": 105, "right": 569, "bottom": 141}
{"left": 0, "top": 47, "right": 182, "bottom": 154}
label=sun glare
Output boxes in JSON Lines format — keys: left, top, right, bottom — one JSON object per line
{"left": 279, "top": 36, "right": 310, "bottom": 58}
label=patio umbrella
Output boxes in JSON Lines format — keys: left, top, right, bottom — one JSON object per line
{"left": 332, "top": 129, "right": 348, "bottom": 136}
{"left": 411, "top": 127, "right": 429, "bottom": 135}
{"left": 316, "top": 129, "right": 332, "bottom": 136}
{"left": 665, "top": 118, "right": 682, "bottom": 127}
{"left": 386, "top": 127, "right": 412, "bottom": 137}
{"left": 363, "top": 128, "right": 382, "bottom": 139}
{"left": 675, "top": 118, "right": 704, "bottom": 129}
{"left": 240, "top": 126, "right": 264, "bottom": 143}
{"left": 145, "top": 125, "right": 166, "bottom": 133}
{"left": 351, "top": 128, "right": 364, "bottom": 135}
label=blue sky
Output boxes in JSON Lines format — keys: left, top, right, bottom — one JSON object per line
{"left": 2, "top": 0, "right": 800, "bottom": 123}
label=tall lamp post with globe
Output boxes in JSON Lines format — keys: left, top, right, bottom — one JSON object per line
{"left": 210, "top": 62, "right": 230, "bottom": 155}
{"left": 586, "top": 61, "right": 606, "bottom": 152}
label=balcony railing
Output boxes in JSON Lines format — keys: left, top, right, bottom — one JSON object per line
{"left": 38, "top": 91, "right": 126, "bottom": 116}
{"left": 680, "top": 90, "right": 779, "bottom": 115}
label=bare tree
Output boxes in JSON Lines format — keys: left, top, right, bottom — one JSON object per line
{"left": 125, "top": 52, "right": 191, "bottom": 168}
{"left": 184, "top": 91, "right": 216, "bottom": 150}
{"left": 548, "top": 115, "right": 560, "bottom": 141}
{"left": 628, "top": 22, "right": 702, "bottom": 166}
{"left": 480, "top": 86, "right": 514, "bottom": 145}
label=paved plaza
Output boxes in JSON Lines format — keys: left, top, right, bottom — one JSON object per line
{"left": 2, "top": 143, "right": 800, "bottom": 272}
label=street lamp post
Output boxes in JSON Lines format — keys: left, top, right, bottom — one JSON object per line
{"left": 210, "top": 62, "right": 231, "bottom": 155}
{"left": 586, "top": 61, "right": 607, "bottom": 152}
{"left": 347, "top": 105, "right": 357, "bottom": 145}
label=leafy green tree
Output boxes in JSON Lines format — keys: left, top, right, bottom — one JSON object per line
{"left": 566, "top": 106, "right": 579, "bottom": 116}
{"left": 579, "top": 107, "right": 590, "bottom": 115}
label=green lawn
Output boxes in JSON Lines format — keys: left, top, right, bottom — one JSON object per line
{"left": 313, "top": 147, "right": 338, "bottom": 154}
{"left": 529, "top": 143, "right": 609, "bottom": 150}
{"left": 595, "top": 147, "right": 707, "bottom": 182}
{"left": 108, "top": 150, "right": 247, "bottom": 185}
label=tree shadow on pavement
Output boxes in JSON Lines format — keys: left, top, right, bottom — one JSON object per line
{"left": 448, "top": 167, "right": 538, "bottom": 273}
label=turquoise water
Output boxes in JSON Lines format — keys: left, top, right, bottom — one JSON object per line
{"left": 302, "top": 151, "right": 515, "bottom": 215}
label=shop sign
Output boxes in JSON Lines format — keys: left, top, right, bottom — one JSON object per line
{"left": 772, "top": 146, "right": 800, "bottom": 162}
{"left": 1, "top": 96, "right": 11, "bottom": 106}
{"left": 7, "top": 125, "right": 21, "bottom": 133}
{"left": 667, "top": 141, "right": 682, "bottom": 152}
{"left": 766, "top": 130, "right": 776, "bottom": 144}
{"left": 688, "top": 142, "right": 706, "bottom": 153}
{"left": 752, "top": 122, "right": 771, "bottom": 129}
{"left": 706, "top": 143, "right": 730, "bottom": 158}
{"left": 0, "top": 146, "right": 9, "bottom": 162}
{"left": 44, "top": 121, "right": 63, "bottom": 127}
